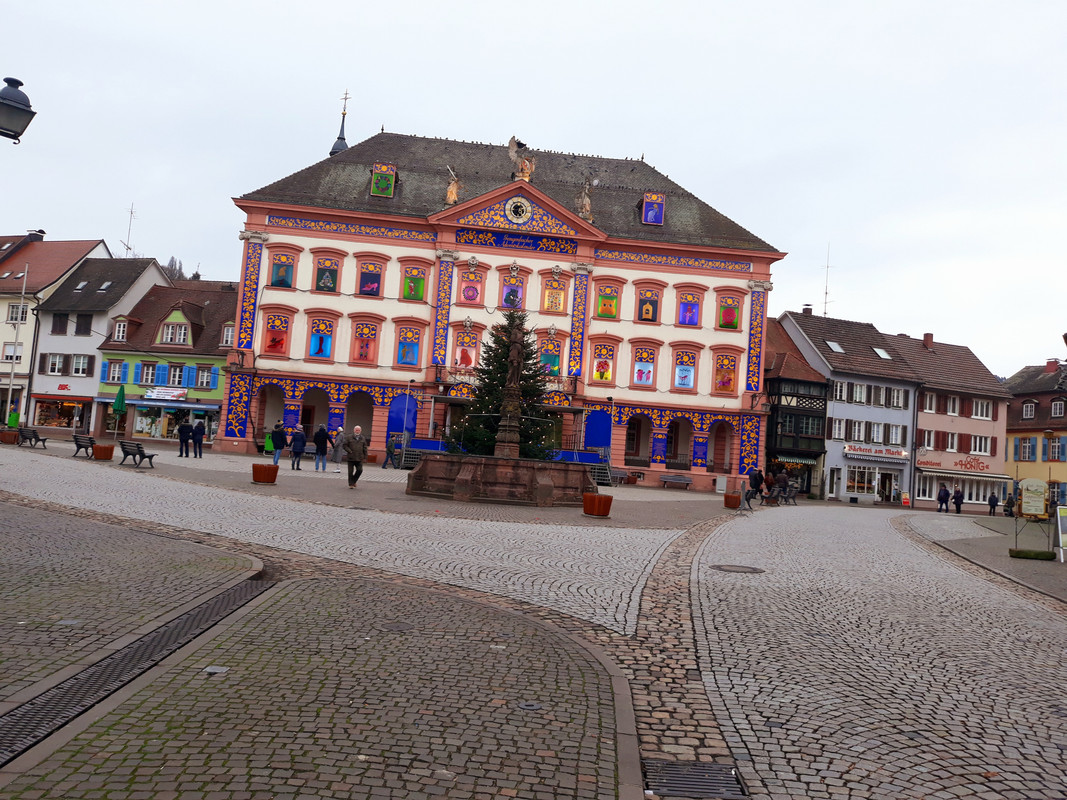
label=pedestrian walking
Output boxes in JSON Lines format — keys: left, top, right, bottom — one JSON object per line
{"left": 1005, "top": 493, "right": 1015, "bottom": 517}
{"left": 936, "top": 483, "right": 950, "bottom": 513}
{"left": 952, "top": 487, "right": 964, "bottom": 514}
{"left": 269, "top": 423, "right": 287, "bottom": 466}
{"left": 383, "top": 434, "right": 396, "bottom": 468}
{"left": 288, "top": 427, "right": 307, "bottom": 470}
{"left": 312, "top": 424, "right": 333, "bottom": 472}
{"left": 191, "top": 420, "right": 205, "bottom": 458}
{"left": 177, "top": 418, "right": 194, "bottom": 458}
{"left": 343, "top": 425, "right": 370, "bottom": 488}
{"left": 331, "top": 426, "right": 345, "bottom": 472}
{"left": 987, "top": 491, "right": 999, "bottom": 516}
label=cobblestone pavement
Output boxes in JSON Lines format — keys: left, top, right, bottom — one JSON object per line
{"left": 695, "top": 507, "right": 1067, "bottom": 799}
{"left": 0, "top": 503, "right": 257, "bottom": 708}
{"left": 1, "top": 576, "right": 624, "bottom": 800}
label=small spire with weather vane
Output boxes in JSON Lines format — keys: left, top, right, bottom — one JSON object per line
{"left": 329, "top": 90, "right": 350, "bottom": 157}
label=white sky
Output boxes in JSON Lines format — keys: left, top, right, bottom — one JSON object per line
{"left": 4, "top": 1, "right": 1064, "bottom": 378}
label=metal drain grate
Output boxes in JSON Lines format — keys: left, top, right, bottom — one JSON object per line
{"left": 643, "top": 760, "right": 746, "bottom": 798}
{"left": 0, "top": 579, "right": 274, "bottom": 766}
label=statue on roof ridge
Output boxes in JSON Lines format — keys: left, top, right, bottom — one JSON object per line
{"left": 445, "top": 165, "right": 462, "bottom": 206}
{"left": 508, "top": 136, "right": 535, "bottom": 182}
{"left": 574, "top": 178, "right": 594, "bottom": 223}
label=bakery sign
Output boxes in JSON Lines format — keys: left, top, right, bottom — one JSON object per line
{"left": 844, "top": 444, "right": 908, "bottom": 459}
{"left": 144, "top": 388, "right": 188, "bottom": 400}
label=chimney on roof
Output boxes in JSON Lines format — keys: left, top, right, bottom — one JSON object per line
{"left": 1045, "top": 359, "right": 1060, "bottom": 373}
{"left": 922, "top": 333, "right": 934, "bottom": 349}
{"left": 802, "top": 305, "right": 813, "bottom": 315}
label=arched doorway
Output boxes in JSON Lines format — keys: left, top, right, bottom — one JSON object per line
{"left": 709, "top": 421, "right": 734, "bottom": 472}
{"left": 299, "top": 387, "right": 331, "bottom": 436}
{"left": 343, "top": 390, "right": 375, "bottom": 438}
{"left": 624, "top": 413, "right": 652, "bottom": 467}
{"left": 255, "top": 383, "right": 285, "bottom": 445}
{"left": 666, "top": 417, "right": 693, "bottom": 470}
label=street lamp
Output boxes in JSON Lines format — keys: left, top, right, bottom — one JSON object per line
{"left": 402, "top": 378, "right": 415, "bottom": 448}
{"left": 0, "top": 78, "right": 36, "bottom": 143}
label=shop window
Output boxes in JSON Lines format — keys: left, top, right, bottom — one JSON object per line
{"left": 673, "top": 351, "right": 697, "bottom": 391}
{"left": 539, "top": 338, "right": 561, "bottom": 376}
{"left": 358, "top": 262, "right": 383, "bottom": 297}
{"left": 591, "top": 343, "right": 616, "bottom": 384}
{"left": 635, "top": 288, "right": 661, "bottom": 323}
{"left": 269, "top": 253, "right": 295, "bottom": 288}
{"left": 114, "top": 321, "right": 127, "bottom": 341}
{"left": 396, "top": 326, "right": 422, "bottom": 368}
{"left": 500, "top": 275, "right": 525, "bottom": 310}
{"left": 632, "top": 346, "right": 657, "bottom": 388}
{"left": 351, "top": 321, "right": 378, "bottom": 364}
{"left": 307, "top": 319, "right": 335, "bottom": 361}
{"left": 713, "top": 352, "right": 740, "bottom": 395}
{"left": 75, "top": 313, "right": 93, "bottom": 336}
{"left": 314, "top": 256, "right": 340, "bottom": 293}
{"left": 402, "top": 265, "right": 427, "bottom": 302}
{"left": 51, "top": 313, "right": 68, "bottom": 335}
{"left": 846, "top": 466, "right": 877, "bottom": 494}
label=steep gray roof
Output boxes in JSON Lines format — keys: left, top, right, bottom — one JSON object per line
{"left": 1004, "top": 363, "right": 1067, "bottom": 396}
{"left": 781, "top": 311, "right": 921, "bottom": 383}
{"left": 886, "top": 333, "right": 1010, "bottom": 398}
{"left": 238, "top": 132, "right": 779, "bottom": 253}
{"left": 38, "top": 259, "right": 162, "bottom": 313}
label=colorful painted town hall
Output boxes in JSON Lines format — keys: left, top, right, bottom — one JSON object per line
{"left": 217, "top": 130, "right": 785, "bottom": 490}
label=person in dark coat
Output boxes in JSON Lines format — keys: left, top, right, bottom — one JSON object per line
{"left": 191, "top": 420, "right": 206, "bottom": 458}
{"left": 288, "top": 427, "right": 307, "bottom": 470}
{"left": 1004, "top": 494, "right": 1015, "bottom": 517}
{"left": 952, "top": 487, "right": 964, "bottom": 514}
{"left": 383, "top": 434, "right": 396, "bottom": 469}
{"left": 269, "top": 423, "right": 287, "bottom": 466}
{"left": 312, "top": 424, "right": 333, "bottom": 472}
{"left": 987, "top": 491, "right": 999, "bottom": 516}
{"left": 936, "top": 483, "right": 950, "bottom": 513}
{"left": 343, "top": 425, "right": 370, "bottom": 488}
{"left": 176, "top": 419, "right": 194, "bottom": 458}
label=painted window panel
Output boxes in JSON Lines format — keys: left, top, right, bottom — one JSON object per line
{"left": 315, "top": 258, "right": 339, "bottom": 292}
{"left": 501, "top": 278, "right": 524, "bottom": 310}
{"left": 637, "top": 290, "right": 660, "bottom": 322}
{"left": 592, "top": 344, "right": 615, "bottom": 382}
{"left": 596, "top": 285, "right": 620, "bottom": 319}
{"left": 397, "top": 327, "right": 421, "bottom": 367}
{"left": 359, "top": 263, "right": 383, "bottom": 297}
{"left": 718, "top": 297, "right": 740, "bottom": 329}
{"left": 270, "top": 254, "right": 294, "bottom": 288}
{"left": 678, "top": 295, "right": 700, "bottom": 326}
{"left": 714, "top": 353, "right": 737, "bottom": 393}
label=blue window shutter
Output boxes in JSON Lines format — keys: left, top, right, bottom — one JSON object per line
{"left": 133, "top": 363, "right": 142, "bottom": 384}
{"left": 1013, "top": 437, "right": 1019, "bottom": 462}
{"left": 156, "top": 365, "right": 168, "bottom": 386}
{"left": 183, "top": 366, "right": 195, "bottom": 387}
{"left": 120, "top": 362, "right": 129, "bottom": 384}
{"left": 1061, "top": 437, "right": 1066, "bottom": 462}
{"left": 210, "top": 366, "right": 219, "bottom": 390}
{"left": 1042, "top": 437, "right": 1048, "bottom": 461}
{"left": 100, "top": 360, "right": 109, "bottom": 382}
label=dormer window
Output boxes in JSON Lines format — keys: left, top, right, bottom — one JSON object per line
{"left": 162, "top": 323, "right": 188, "bottom": 344}
{"left": 113, "top": 321, "right": 127, "bottom": 342}
{"left": 1022, "top": 402, "right": 1036, "bottom": 419}
{"left": 221, "top": 325, "right": 234, "bottom": 347}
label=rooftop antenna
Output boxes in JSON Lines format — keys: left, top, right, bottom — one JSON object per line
{"left": 822, "top": 241, "right": 832, "bottom": 316}
{"left": 120, "top": 203, "right": 136, "bottom": 258}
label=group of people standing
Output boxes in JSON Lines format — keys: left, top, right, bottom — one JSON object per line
{"left": 935, "top": 483, "right": 1013, "bottom": 516}
{"left": 176, "top": 420, "right": 206, "bottom": 458}
{"left": 267, "top": 422, "right": 371, "bottom": 488}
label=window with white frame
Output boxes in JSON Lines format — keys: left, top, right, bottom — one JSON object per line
{"left": 196, "top": 367, "right": 212, "bottom": 388}
{"left": 832, "top": 418, "right": 845, "bottom": 439}
{"left": 971, "top": 435, "right": 990, "bottom": 455}
{"left": 168, "top": 365, "right": 184, "bottom": 386}
{"left": 1051, "top": 437, "right": 1063, "bottom": 462}
{"left": 889, "top": 387, "right": 905, "bottom": 408}
{"left": 846, "top": 465, "right": 877, "bottom": 494}
{"left": 222, "top": 325, "right": 234, "bottom": 347}
{"left": 888, "top": 424, "right": 903, "bottom": 445}
{"left": 140, "top": 364, "right": 156, "bottom": 384}
{"left": 1020, "top": 437, "right": 1034, "bottom": 461}
{"left": 922, "top": 429, "right": 934, "bottom": 449}
{"left": 945, "top": 432, "right": 957, "bottom": 452}
{"left": 1052, "top": 400, "right": 1065, "bottom": 418}
{"left": 2, "top": 342, "right": 22, "bottom": 362}
{"left": 834, "top": 381, "right": 847, "bottom": 401}
{"left": 7, "top": 303, "right": 27, "bottom": 323}
{"left": 71, "top": 355, "right": 89, "bottom": 377}
{"left": 923, "top": 392, "right": 936, "bottom": 412}
{"left": 972, "top": 399, "right": 992, "bottom": 419}
{"left": 852, "top": 383, "right": 867, "bottom": 403}
{"left": 870, "top": 422, "right": 884, "bottom": 443}
{"left": 48, "top": 354, "right": 65, "bottom": 375}
{"left": 107, "top": 361, "right": 123, "bottom": 382}
{"left": 1022, "top": 402, "right": 1036, "bottom": 419}
{"left": 162, "top": 324, "right": 188, "bottom": 344}
{"left": 850, "top": 420, "right": 865, "bottom": 441}
{"left": 946, "top": 396, "right": 959, "bottom": 415}
{"left": 113, "top": 321, "right": 127, "bottom": 342}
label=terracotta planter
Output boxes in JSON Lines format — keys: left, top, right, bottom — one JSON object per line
{"left": 0, "top": 430, "right": 17, "bottom": 445}
{"left": 92, "top": 444, "right": 114, "bottom": 461}
{"left": 583, "top": 492, "right": 612, "bottom": 517}
{"left": 625, "top": 475, "right": 638, "bottom": 485}
{"left": 252, "top": 463, "right": 279, "bottom": 484}
{"left": 724, "top": 492, "right": 742, "bottom": 509}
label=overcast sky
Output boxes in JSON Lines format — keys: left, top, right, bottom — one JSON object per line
{"left": 4, "top": 1, "right": 1064, "bottom": 377}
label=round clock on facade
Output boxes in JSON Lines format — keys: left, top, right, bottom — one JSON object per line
{"left": 505, "top": 197, "right": 530, "bottom": 224}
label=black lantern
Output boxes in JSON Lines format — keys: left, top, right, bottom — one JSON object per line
{"left": 0, "top": 78, "right": 36, "bottom": 143}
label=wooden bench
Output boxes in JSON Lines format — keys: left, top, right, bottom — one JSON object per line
{"left": 119, "top": 440, "right": 157, "bottom": 468}
{"left": 17, "top": 427, "right": 48, "bottom": 448}
{"left": 660, "top": 474, "right": 693, "bottom": 490}
{"left": 782, "top": 486, "right": 800, "bottom": 506}
{"left": 72, "top": 433, "right": 96, "bottom": 458}
{"left": 760, "top": 486, "right": 782, "bottom": 506}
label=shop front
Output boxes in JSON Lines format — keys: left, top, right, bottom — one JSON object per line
{"left": 31, "top": 394, "right": 93, "bottom": 433}
{"left": 127, "top": 389, "right": 220, "bottom": 443}
{"left": 841, "top": 444, "right": 909, "bottom": 505}
{"left": 913, "top": 467, "right": 1012, "bottom": 511}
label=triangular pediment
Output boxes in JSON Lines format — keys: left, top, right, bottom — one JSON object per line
{"left": 429, "top": 181, "right": 605, "bottom": 241}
